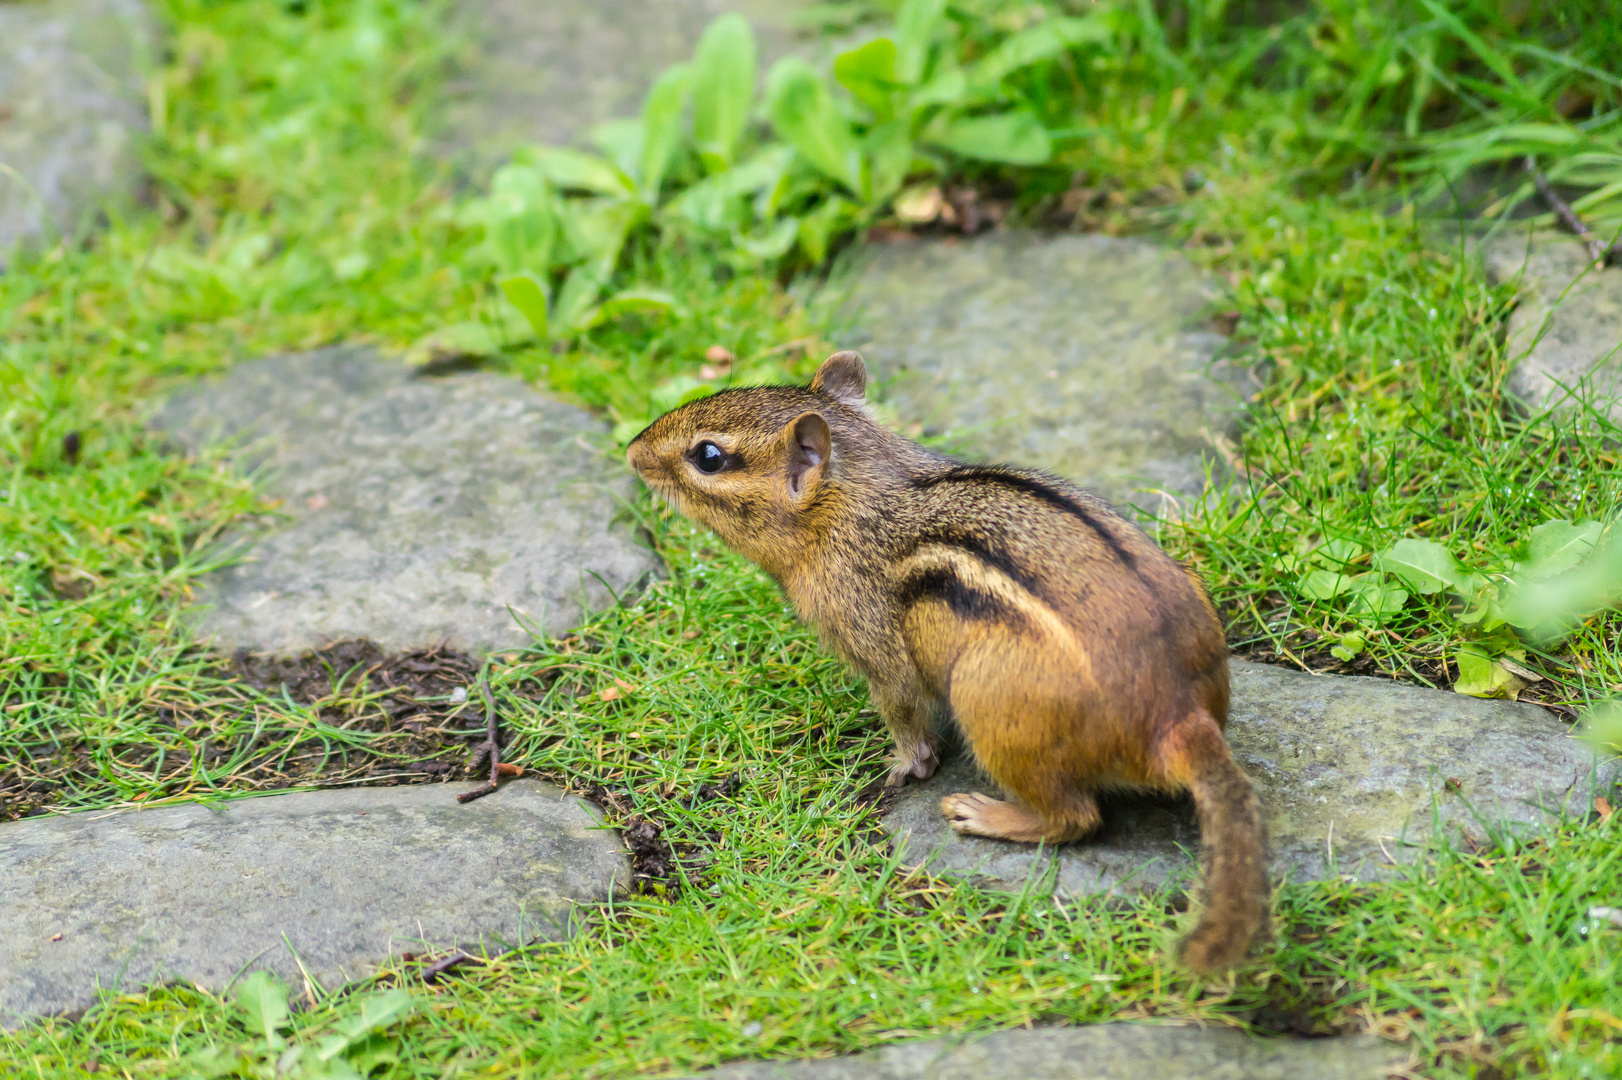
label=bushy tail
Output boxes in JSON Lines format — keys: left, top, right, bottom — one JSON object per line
{"left": 1163, "top": 713, "right": 1269, "bottom": 972}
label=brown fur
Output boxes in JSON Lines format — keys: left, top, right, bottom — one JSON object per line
{"left": 627, "top": 351, "right": 1269, "bottom": 972}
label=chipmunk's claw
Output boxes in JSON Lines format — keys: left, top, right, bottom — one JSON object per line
{"left": 885, "top": 742, "right": 939, "bottom": 787}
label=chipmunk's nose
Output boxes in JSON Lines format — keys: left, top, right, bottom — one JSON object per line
{"left": 625, "top": 439, "right": 654, "bottom": 476}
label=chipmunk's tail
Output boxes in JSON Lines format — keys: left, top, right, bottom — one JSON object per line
{"left": 1159, "top": 710, "right": 1269, "bottom": 972}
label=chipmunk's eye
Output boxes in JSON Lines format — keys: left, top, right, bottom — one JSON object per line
{"left": 691, "top": 441, "right": 727, "bottom": 474}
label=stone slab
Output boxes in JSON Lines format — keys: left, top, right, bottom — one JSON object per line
{"left": 885, "top": 661, "right": 1617, "bottom": 897}
{"left": 842, "top": 232, "right": 1255, "bottom": 514}
{"left": 0, "top": 0, "right": 154, "bottom": 255}
{"left": 688, "top": 1025, "right": 1406, "bottom": 1080}
{"left": 152, "top": 347, "right": 659, "bottom": 656}
{"left": 1484, "top": 229, "right": 1622, "bottom": 421}
{"left": 0, "top": 780, "right": 628, "bottom": 1027}
{"left": 439, "top": 0, "right": 804, "bottom": 163}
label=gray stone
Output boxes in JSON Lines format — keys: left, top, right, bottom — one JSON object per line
{"left": 842, "top": 232, "right": 1255, "bottom": 514}
{"left": 686, "top": 1025, "right": 1406, "bottom": 1080}
{"left": 885, "top": 661, "right": 1617, "bottom": 897}
{"left": 1484, "top": 229, "right": 1622, "bottom": 421}
{"left": 440, "top": 0, "right": 804, "bottom": 162}
{"left": 151, "top": 347, "right": 658, "bottom": 656}
{"left": 0, "top": 780, "right": 628, "bottom": 1027}
{"left": 0, "top": 0, "right": 154, "bottom": 255}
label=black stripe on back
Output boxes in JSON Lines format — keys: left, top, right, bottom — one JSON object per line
{"left": 913, "top": 466, "right": 1137, "bottom": 569}
{"left": 895, "top": 566, "right": 1023, "bottom": 626}
{"left": 902, "top": 529, "right": 1044, "bottom": 598}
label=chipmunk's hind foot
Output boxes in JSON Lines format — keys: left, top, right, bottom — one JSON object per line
{"left": 940, "top": 791, "right": 1100, "bottom": 844}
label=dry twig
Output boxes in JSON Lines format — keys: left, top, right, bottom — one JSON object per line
{"left": 1524, "top": 156, "right": 1618, "bottom": 265}
{"left": 455, "top": 672, "right": 502, "bottom": 804}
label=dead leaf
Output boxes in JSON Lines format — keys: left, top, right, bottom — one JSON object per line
{"left": 1596, "top": 796, "right": 1613, "bottom": 823}
{"left": 704, "top": 344, "right": 735, "bottom": 365}
{"left": 495, "top": 762, "right": 523, "bottom": 778}
{"left": 306, "top": 494, "right": 329, "bottom": 511}
{"left": 894, "top": 184, "right": 943, "bottom": 224}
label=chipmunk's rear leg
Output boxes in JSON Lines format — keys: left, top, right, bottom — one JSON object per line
{"left": 940, "top": 686, "right": 1103, "bottom": 843}
{"left": 941, "top": 788, "right": 1100, "bottom": 843}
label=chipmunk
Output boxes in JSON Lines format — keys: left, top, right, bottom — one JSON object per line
{"left": 626, "top": 351, "right": 1268, "bottom": 971}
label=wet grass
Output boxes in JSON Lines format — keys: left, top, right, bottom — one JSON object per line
{"left": 2, "top": 0, "right": 1620, "bottom": 1077}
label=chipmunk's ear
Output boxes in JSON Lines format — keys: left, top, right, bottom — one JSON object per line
{"left": 810, "top": 351, "right": 867, "bottom": 407}
{"left": 783, "top": 411, "right": 831, "bottom": 500}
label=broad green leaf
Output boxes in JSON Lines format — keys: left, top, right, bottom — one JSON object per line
{"left": 639, "top": 62, "right": 691, "bottom": 199}
{"left": 1500, "top": 528, "right": 1622, "bottom": 641}
{"left": 834, "top": 38, "right": 899, "bottom": 122}
{"left": 1522, "top": 518, "right": 1602, "bottom": 578}
{"left": 553, "top": 266, "right": 606, "bottom": 331}
{"left": 665, "top": 145, "right": 794, "bottom": 230}
{"left": 499, "top": 273, "right": 549, "bottom": 339}
{"left": 589, "top": 118, "right": 644, "bottom": 181}
{"left": 909, "top": 66, "right": 967, "bottom": 109}
{"left": 733, "top": 215, "right": 800, "bottom": 260}
{"left": 1373, "top": 538, "right": 1471, "bottom": 595}
{"left": 966, "top": 15, "right": 1113, "bottom": 89}
{"left": 1311, "top": 537, "right": 1365, "bottom": 569}
{"left": 235, "top": 971, "right": 291, "bottom": 1051}
{"left": 767, "top": 57, "right": 863, "bottom": 194}
{"left": 893, "top": 0, "right": 947, "bottom": 84}
{"left": 481, "top": 164, "right": 556, "bottom": 273}
{"left": 525, "top": 147, "right": 634, "bottom": 196}
{"left": 691, "top": 14, "right": 757, "bottom": 172}
{"left": 612, "top": 417, "right": 649, "bottom": 446}
{"left": 597, "top": 288, "right": 685, "bottom": 322}
{"left": 928, "top": 111, "right": 1051, "bottom": 164}
{"left": 1297, "top": 569, "right": 1353, "bottom": 600}
{"left": 1346, "top": 576, "right": 1408, "bottom": 624}
{"left": 562, "top": 198, "right": 644, "bottom": 280}
{"left": 325, "top": 991, "right": 417, "bottom": 1051}
{"left": 797, "top": 195, "right": 852, "bottom": 265}
{"left": 1453, "top": 647, "right": 1527, "bottom": 700}
{"left": 1584, "top": 701, "right": 1622, "bottom": 754}
{"left": 862, "top": 120, "right": 912, "bottom": 203}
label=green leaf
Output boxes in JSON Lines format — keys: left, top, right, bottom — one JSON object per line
{"left": 1522, "top": 518, "right": 1602, "bottom": 578}
{"left": 524, "top": 147, "right": 634, "bottom": 197}
{"left": 1297, "top": 569, "right": 1353, "bottom": 600}
{"left": 597, "top": 288, "right": 685, "bottom": 323}
{"left": 650, "top": 375, "right": 714, "bottom": 414}
{"left": 734, "top": 215, "right": 801, "bottom": 260}
{"left": 588, "top": 118, "right": 644, "bottom": 182}
{"left": 1329, "top": 631, "right": 1366, "bottom": 663}
{"left": 1584, "top": 701, "right": 1622, "bottom": 754}
{"left": 553, "top": 265, "right": 606, "bottom": 332}
{"left": 834, "top": 38, "right": 899, "bottom": 121}
{"left": 499, "top": 273, "right": 549, "bottom": 339}
{"left": 1346, "top": 576, "right": 1408, "bottom": 624}
{"left": 1310, "top": 537, "right": 1366, "bottom": 569}
{"left": 476, "top": 164, "right": 557, "bottom": 273}
{"left": 690, "top": 14, "right": 756, "bottom": 172}
{"left": 235, "top": 971, "right": 291, "bottom": 1051}
{"left": 909, "top": 66, "right": 967, "bottom": 109}
{"left": 665, "top": 145, "right": 794, "bottom": 230}
{"left": 639, "top": 62, "right": 691, "bottom": 200}
{"left": 862, "top": 120, "right": 912, "bottom": 204}
{"left": 966, "top": 15, "right": 1113, "bottom": 89}
{"left": 797, "top": 195, "right": 852, "bottom": 265}
{"left": 612, "top": 417, "right": 649, "bottom": 446}
{"left": 927, "top": 111, "right": 1051, "bottom": 165}
{"left": 893, "top": 0, "right": 947, "bottom": 84}
{"left": 1373, "top": 538, "right": 1471, "bottom": 595}
{"left": 1453, "top": 647, "right": 1528, "bottom": 700}
{"left": 767, "top": 57, "right": 863, "bottom": 194}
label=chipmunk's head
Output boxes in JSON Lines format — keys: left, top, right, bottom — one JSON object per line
{"left": 626, "top": 351, "right": 870, "bottom": 568}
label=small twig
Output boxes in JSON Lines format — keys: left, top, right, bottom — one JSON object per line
{"left": 1524, "top": 155, "right": 1610, "bottom": 265}
{"left": 421, "top": 950, "right": 484, "bottom": 983}
{"left": 455, "top": 672, "right": 502, "bottom": 804}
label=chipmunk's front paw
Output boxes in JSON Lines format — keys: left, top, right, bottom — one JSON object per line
{"left": 885, "top": 742, "right": 939, "bottom": 787}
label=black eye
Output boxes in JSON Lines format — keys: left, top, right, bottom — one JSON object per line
{"left": 691, "top": 441, "right": 727, "bottom": 474}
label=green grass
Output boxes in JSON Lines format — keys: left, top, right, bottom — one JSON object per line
{"left": 3, "top": 0, "right": 1621, "bottom": 1077}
